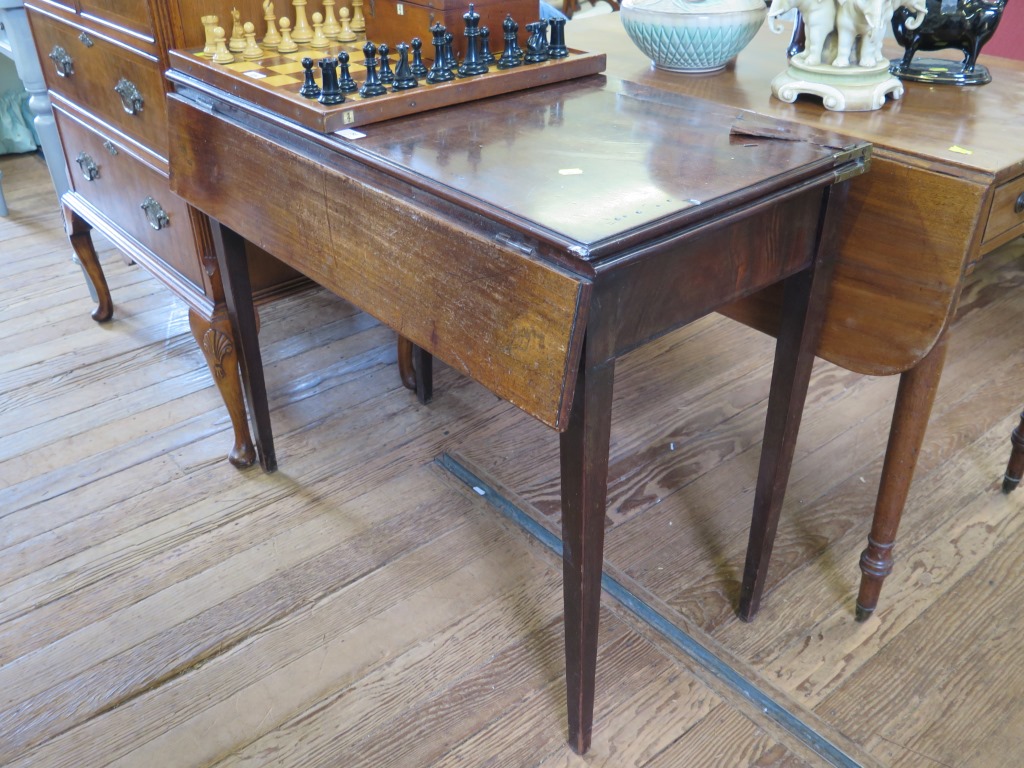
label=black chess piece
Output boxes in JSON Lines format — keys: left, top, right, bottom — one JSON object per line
{"left": 378, "top": 43, "right": 395, "bottom": 84}
{"left": 337, "top": 50, "right": 358, "bottom": 92}
{"left": 299, "top": 57, "right": 322, "bottom": 98}
{"left": 523, "top": 21, "right": 549, "bottom": 64}
{"left": 359, "top": 42, "right": 388, "bottom": 97}
{"left": 497, "top": 15, "right": 521, "bottom": 70}
{"left": 548, "top": 18, "right": 568, "bottom": 58}
{"left": 410, "top": 37, "right": 429, "bottom": 78}
{"left": 392, "top": 42, "right": 418, "bottom": 90}
{"left": 426, "top": 23, "right": 455, "bottom": 83}
{"left": 318, "top": 57, "right": 344, "bottom": 104}
{"left": 480, "top": 27, "right": 496, "bottom": 65}
{"left": 457, "top": 4, "right": 488, "bottom": 77}
{"left": 443, "top": 32, "right": 459, "bottom": 71}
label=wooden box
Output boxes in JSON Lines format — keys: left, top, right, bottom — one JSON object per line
{"left": 363, "top": 0, "right": 541, "bottom": 58}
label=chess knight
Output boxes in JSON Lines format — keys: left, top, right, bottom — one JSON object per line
{"left": 767, "top": 0, "right": 929, "bottom": 110}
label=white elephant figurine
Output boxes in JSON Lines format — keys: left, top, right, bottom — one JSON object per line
{"left": 834, "top": 0, "right": 927, "bottom": 67}
{"left": 833, "top": 0, "right": 885, "bottom": 66}
{"left": 768, "top": 0, "right": 838, "bottom": 65}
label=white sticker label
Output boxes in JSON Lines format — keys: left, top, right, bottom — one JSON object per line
{"left": 337, "top": 128, "right": 366, "bottom": 139}
{"left": 397, "top": 3, "right": 405, "bottom": 14}
{"left": 244, "top": 71, "right": 267, "bottom": 79}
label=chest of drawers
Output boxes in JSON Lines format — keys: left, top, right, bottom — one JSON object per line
{"left": 26, "top": 0, "right": 304, "bottom": 467}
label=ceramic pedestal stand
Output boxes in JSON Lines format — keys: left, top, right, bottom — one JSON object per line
{"left": 772, "top": 53, "right": 904, "bottom": 111}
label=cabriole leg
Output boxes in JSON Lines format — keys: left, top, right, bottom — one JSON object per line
{"left": 188, "top": 308, "right": 257, "bottom": 468}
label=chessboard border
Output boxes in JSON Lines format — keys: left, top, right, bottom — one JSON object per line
{"left": 167, "top": 46, "right": 607, "bottom": 134}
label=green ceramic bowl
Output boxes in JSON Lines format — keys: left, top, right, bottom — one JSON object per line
{"left": 621, "top": 0, "right": 768, "bottom": 74}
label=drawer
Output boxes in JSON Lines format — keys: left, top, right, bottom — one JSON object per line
{"left": 29, "top": 8, "right": 168, "bottom": 158}
{"left": 78, "top": 0, "right": 154, "bottom": 40}
{"left": 55, "top": 103, "right": 206, "bottom": 292}
{"left": 983, "top": 173, "right": 1024, "bottom": 247}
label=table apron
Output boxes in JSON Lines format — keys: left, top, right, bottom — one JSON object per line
{"left": 589, "top": 187, "right": 826, "bottom": 362}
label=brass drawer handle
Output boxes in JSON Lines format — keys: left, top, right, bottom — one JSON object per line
{"left": 75, "top": 152, "right": 99, "bottom": 181}
{"left": 114, "top": 78, "right": 144, "bottom": 115}
{"left": 48, "top": 45, "right": 74, "bottom": 77}
{"left": 140, "top": 196, "right": 169, "bottom": 230}
{"left": 1015, "top": 191, "right": 1024, "bottom": 215}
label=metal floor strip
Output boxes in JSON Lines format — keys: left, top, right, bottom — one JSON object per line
{"left": 439, "top": 452, "right": 862, "bottom": 768}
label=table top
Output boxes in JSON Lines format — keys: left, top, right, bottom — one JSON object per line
{"left": 170, "top": 69, "right": 864, "bottom": 267}
{"left": 569, "top": 14, "right": 1024, "bottom": 184}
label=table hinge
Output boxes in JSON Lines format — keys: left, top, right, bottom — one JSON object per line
{"left": 495, "top": 232, "right": 534, "bottom": 256}
{"left": 832, "top": 145, "right": 871, "bottom": 184}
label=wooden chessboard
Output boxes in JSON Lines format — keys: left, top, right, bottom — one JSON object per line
{"left": 168, "top": 41, "right": 606, "bottom": 134}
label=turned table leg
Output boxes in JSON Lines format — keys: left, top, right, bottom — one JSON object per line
{"left": 1002, "top": 410, "right": 1024, "bottom": 493}
{"left": 397, "top": 336, "right": 433, "bottom": 404}
{"left": 63, "top": 202, "right": 113, "bottom": 322}
{"left": 856, "top": 333, "right": 948, "bottom": 620}
{"left": 188, "top": 307, "right": 257, "bottom": 468}
{"left": 559, "top": 346, "right": 615, "bottom": 755}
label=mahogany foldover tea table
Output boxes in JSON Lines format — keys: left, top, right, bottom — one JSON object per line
{"left": 165, "top": 68, "right": 868, "bottom": 752}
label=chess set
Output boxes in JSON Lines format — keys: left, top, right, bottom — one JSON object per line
{"left": 169, "top": 0, "right": 606, "bottom": 134}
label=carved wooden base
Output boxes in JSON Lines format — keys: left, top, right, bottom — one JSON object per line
{"left": 1003, "top": 410, "right": 1024, "bottom": 493}
{"left": 772, "top": 56, "right": 904, "bottom": 112}
{"left": 63, "top": 202, "right": 113, "bottom": 322}
{"left": 188, "top": 308, "right": 257, "bottom": 468}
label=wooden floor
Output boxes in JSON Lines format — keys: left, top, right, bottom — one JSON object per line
{"left": 2, "top": 149, "right": 1023, "bottom": 767}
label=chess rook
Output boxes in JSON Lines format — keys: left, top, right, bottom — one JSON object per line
{"left": 318, "top": 57, "right": 345, "bottom": 104}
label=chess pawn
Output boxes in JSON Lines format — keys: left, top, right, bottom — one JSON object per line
{"left": 290, "top": 0, "right": 313, "bottom": 43}
{"left": 310, "top": 11, "right": 329, "bottom": 48}
{"left": 322, "top": 0, "right": 341, "bottom": 39}
{"left": 351, "top": 0, "right": 366, "bottom": 33}
{"left": 212, "top": 26, "right": 235, "bottom": 64}
{"left": 229, "top": 7, "right": 246, "bottom": 52}
{"left": 277, "top": 17, "right": 298, "bottom": 53}
{"left": 337, "top": 7, "right": 357, "bottom": 42}
{"left": 242, "top": 21, "right": 264, "bottom": 59}
{"left": 263, "top": 0, "right": 282, "bottom": 48}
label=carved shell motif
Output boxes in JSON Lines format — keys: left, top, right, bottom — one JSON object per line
{"left": 201, "top": 328, "right": 234, "bottom": 379}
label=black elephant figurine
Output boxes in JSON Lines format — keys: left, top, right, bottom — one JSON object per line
{"left": 892, "top": 0, "right": 1009, "bottom": 84}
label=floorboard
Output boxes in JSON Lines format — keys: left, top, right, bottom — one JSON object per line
{"left": 2, "top": 147, "right": 1022, "bottom": 767}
